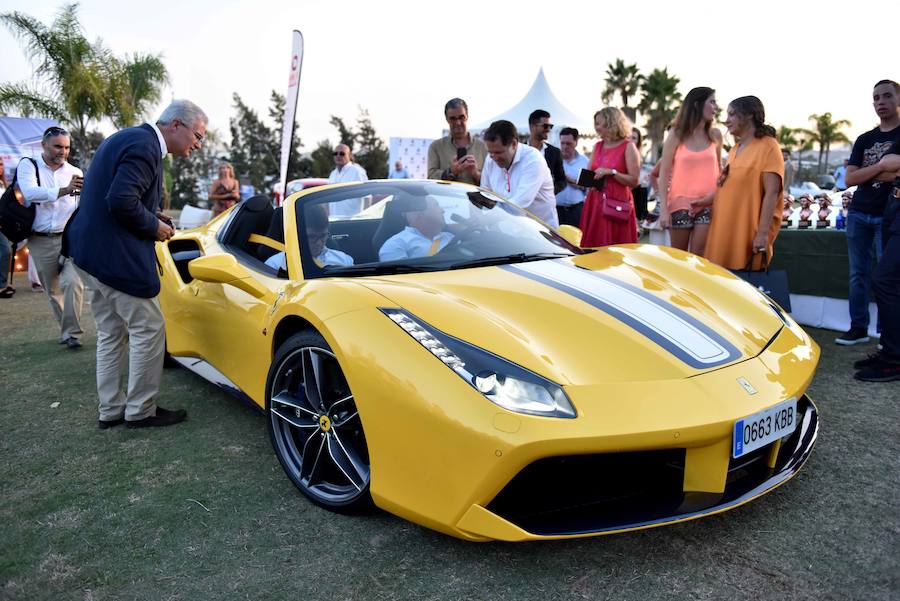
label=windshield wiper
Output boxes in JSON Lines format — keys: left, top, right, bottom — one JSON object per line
{"left": 321, "top": 263, "right": 437, "bottom": 276}
{"left": 448, "top": 252, "right": 572, "bottom": 270}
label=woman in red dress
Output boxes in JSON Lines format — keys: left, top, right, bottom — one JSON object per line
{"left": 579, "top": 107, "right": 641, "bottom": 247}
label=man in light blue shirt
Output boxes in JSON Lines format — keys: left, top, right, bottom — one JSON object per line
{"left": 265, "top": 205, "right": 353, "bottom": 272}
{"left": 379, "top": 196, "right": 454, "bottom": 260}
{"left": 556, "top": 127, "right": 589, "bottom": 227}
{"left": 834, "top": 159, "right": 849, "bottom": 190}
{"left": 388, "top": 160, "right": 409, "bottom": 179}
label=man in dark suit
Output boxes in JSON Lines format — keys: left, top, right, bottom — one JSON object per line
{"left": 68, "top": 99, "right": 208, "bottom": 429}
{"left": 527, "top": 109, "right": 567, "bottom": 196}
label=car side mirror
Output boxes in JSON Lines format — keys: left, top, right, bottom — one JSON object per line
{"left": 556, "top": 225, "right": 583, "bottom": 247}
{"left": 188, "top": 254, "right": 275, "bottom": 302}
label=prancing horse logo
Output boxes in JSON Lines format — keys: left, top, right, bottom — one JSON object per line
{"left": 737, "top": 377, "right": 757, "bottom": 396}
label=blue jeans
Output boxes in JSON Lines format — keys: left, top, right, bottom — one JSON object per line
{"left": 874, "top": 200, "right": 900, "bottom": 360}
{"left": 846, "top": 209, "right": 883, "bottom": 330}
{"left": 0, "top": 231, "right": 10, "bottom": 288}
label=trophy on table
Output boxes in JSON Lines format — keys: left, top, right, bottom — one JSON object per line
{"left": 816, "top": 195, "right": 832, "bottom": 228}
{"left": 798, "top": 194, "right": 813, "bottom": 229}
{"left": 782, "top": 194, "right": 795, "bottom": 227}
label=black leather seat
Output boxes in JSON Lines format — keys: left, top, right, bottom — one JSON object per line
{"left": 257, "top": 206, "right": 284, "bottom": 262}
{"left": 372, "top": 196, "right": 426, "bottom": 255}
{"left": 220, "top": 195, "right": 274, "bottom": 258}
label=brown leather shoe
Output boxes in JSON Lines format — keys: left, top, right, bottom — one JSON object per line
{"left": 126, "top": 406, "right": 187, "bottom": 429}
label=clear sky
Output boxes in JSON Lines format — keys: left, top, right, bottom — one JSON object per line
{"left": 0, "top": 0, "right": 892, "bottom": 152}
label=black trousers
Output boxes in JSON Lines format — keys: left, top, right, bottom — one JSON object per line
{"left": 874, "top": 197, "right": 900, "bottom": 361}
{"left": 557, "top": 203, "right": 584, "bottom": 228}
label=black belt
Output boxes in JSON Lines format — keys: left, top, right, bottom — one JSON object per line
{"left": 30, "top": 231, "right": 64, "bottom": 237}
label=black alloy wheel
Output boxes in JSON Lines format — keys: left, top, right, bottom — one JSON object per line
{"left": 266, "top": 331, "right": 372, "bottom": 513}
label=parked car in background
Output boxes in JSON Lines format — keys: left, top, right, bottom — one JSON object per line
{"left": 789, "top": 181, "right": 824, "bottom": 198}
{"left": 817, "top": 174, "right": 836, "bottom": 190}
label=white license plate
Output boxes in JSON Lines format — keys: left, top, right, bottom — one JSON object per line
{"left": 732, "top": 398, "right": 798, "bottom": 458}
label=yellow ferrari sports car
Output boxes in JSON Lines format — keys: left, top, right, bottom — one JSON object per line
{"left": 157, "top": 180, "right": 819, "bottom": 541}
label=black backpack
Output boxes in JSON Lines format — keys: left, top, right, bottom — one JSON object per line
{"left": 0, "top": 157, "right": 39, "bottom": 244}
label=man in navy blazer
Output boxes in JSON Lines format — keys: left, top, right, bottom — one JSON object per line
{"left": 69, "top": 99, "right": 208, "bottom": 429}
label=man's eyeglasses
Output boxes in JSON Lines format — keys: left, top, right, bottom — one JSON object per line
{"left": 177, "top": 120, "right": 203, "bottom": 143}
{"left": 333, "top": 151, "right": 346, "bottom": 156}
{"left": 42, "top": 126, "right": 69, "bottom": 140}
{"left": 447, "top": 115, "right": 467, "bottom": 123}
{"left": 308, "top": 231, "right": 329, "bottom": 242}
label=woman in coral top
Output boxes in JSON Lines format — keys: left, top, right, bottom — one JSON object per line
{"left": 657, "top": 87, "right": 722, "bottom": 255}
{"left": 579, "top": 107, "right": 641, "bottom": 247}
{"left": 704, "top": 96, "right": 784, "bottom": 270}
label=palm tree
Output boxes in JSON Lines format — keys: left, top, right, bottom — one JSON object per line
{"left": 799, "top": 113, "right": 852, "bottom": 174}
{"left": 602, "top": 59, "right": 643, "bottom": 122}
{"left": 637, "top": 67, "right": 682, "bottom": 160}
{"left": 0, "top": 4, "right": 168, "bottom": 164}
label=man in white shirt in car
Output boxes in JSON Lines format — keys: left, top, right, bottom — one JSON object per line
{"left": 327, "top": 144, "right": 368, "bottom": 218}
{"left": 480, "top": 120, "right": 559, "bottom": 228}
{"left": 265, "top": 204, "right": 353, "bottom": 272}
{"left": 379, "top": 196, "right": 454, "bottom": 261}
{"left": 16, "top": 126, "right": 85, "bottom": 348}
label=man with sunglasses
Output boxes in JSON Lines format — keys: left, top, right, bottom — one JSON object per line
{"left": 326, "top": 144, "right": 368, "bottom": 218}
{"left": 15, "top": 126, "right": 84, "bottom": 347}
{"left": 526, "top": 110, "right": 567, "bottom": 196}
{"left": 427, "top": 98, "right": 487, "bottom": 185}
{"left": 67, "top": 99, "right": 207, "bottom": 429}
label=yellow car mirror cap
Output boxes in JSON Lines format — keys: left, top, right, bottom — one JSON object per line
{"left": 556, "top": 225, "right": 582, "bottom": 247}
{"left": 188, "top": 254, "right": 275, "bottom": 302}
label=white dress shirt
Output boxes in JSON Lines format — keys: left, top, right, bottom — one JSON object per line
{"left": 481, "top": 143, "right": 558, "bottom": 228}
{"left": 16, "top": 157, "right": 83, "bottom": 234}
{"left": 148, "top": 122, "right": 168, "bottom": 157}
{"left": 378, "top": 226, "right": 454, "bottom": 261}
{"left": 327, "top": 163, "right": 369, "bottom": 218}
{"left": 557, "top": 152, "right": 590, "bottom": 207}
{"left": 265, "top": 247, "right": 354, "bottom": 271}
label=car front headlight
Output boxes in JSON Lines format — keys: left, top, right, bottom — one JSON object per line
{"left": 381, "top": 308, "right": 576, "bottom": 419}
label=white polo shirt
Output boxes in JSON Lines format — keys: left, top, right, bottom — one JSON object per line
{"left": 327, "top": 163, "right": 369, "bottom": 218}
{"left": 481, "top": 143, "right": 558, "bottom": 228}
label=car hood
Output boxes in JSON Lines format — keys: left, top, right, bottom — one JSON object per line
{"left": 356, "top": 245, "right": 784, "bottom": 385}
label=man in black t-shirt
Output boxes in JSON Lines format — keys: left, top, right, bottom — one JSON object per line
{"left": 854, "top": 142, "right": 900, "bottom": 381}
{"left": 836, "top": 80, "right": 900, "bottom": 346}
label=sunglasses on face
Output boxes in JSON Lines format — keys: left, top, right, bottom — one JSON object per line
{"left": 333, "top": 151, "right": 346, "bottom": 156}
{"left": 43, "top": 126, "right": 69, "bottom": 140}
{"left": 541, "top": 123, "right": 554, "bottom": 130}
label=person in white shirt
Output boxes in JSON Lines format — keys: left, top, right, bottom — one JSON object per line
{"left": 556, "top": 127, "right": 590, "bottom": 227}
{"left": 327, "top": 144, "right": 368, "bottom": 218}
{"left": 16, "top": 126, "right": 85, "bottom": 348}
{"left": 265, "top": 204, "right": 353, "bottom": 272}
{"left": 379, "top": 196, "right": 454, "bottom": 261}
{"left": 480, "top": 120, "right": 559, "bottom": 228}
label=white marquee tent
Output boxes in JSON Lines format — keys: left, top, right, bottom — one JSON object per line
{"left": 472, "top": 68, "right": 594, "bottom": 137}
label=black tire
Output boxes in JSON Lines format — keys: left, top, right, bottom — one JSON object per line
{"left": 265, "top": 331, "right": 372, "bottom": 513}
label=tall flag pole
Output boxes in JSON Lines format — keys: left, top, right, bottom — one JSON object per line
{"left": 278, "top": 30, "right": 304, "bottom": 206}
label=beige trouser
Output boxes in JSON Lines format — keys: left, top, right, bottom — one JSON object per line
{"left": 75, "top": 266, "right": 165, "bottom": 421}
{"left": 27, "top": 235, "right": 84, "bottom": 341}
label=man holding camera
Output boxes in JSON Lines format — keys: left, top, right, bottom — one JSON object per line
{"left": 427, "top": 98, "right": 487, "bottom": 185}
{"left": 16, "top": 126, "right": 84, "bottom": 348}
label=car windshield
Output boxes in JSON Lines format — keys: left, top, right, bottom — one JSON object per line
{"left": 295, "top": 181, "right": 584, "bottom": 278}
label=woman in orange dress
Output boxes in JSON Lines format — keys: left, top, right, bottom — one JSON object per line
{"left": 579, "top": 107, "right": 641, "bottom": 247}
{"left": 657, "top": 87, "right": 723, "bottom": 255}
{"left": 704, "top": 96, "right": 784, "bottom": 270}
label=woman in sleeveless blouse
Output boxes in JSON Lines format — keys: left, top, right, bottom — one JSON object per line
{"left": 209, "top": 162, "right": 240, "bottom": 217}
{"left": 579, "top": 107, "right": 641, "bottom": 247}
{"left": 657, "top": 87, "right": 722, "bottom": 256}
{"left": 704, "top": 96, "right": 784, "bottom": 270}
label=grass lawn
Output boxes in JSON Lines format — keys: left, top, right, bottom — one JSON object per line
{"left": 1, "top": 287, "right": 897, "bottom": 600}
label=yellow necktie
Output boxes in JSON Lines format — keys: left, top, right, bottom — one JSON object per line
{"left": 313, "top": 258, "right": 325, "bottom": 268}
{"left": 427, "top": 239, "right": 441, "bottom": 256}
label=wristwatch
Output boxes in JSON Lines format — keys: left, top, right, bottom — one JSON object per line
{"left": 610, "top": 169, "right": 618, "bottom": 177}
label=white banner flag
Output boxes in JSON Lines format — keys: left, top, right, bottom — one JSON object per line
{"left": 278, "top": 30, "right": 304, "bottom": 206}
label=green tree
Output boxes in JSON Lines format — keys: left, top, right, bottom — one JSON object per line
{"left": 638, "top": 67, "right": 682, "bottom": 160}
{"left": 799, "top": 112, "right": 851, "bottom": 174}
{"left": 228, "top": 93, "right": 278, "bottom": 191}
{"left": 352, "top": 109, "right": 389, "bottom": 179}
{"left": 309, "top": 139, "right": 334, "bottom": 178}
{"left": 0, "top": 3, "right": 168, "bottom": 164}
{"left": 268, "top": 90, "right": 308, "bottom": 181}
{"left": 329, "top": 115, "right": 355, "bottom": 148}
{"left": 602, "top": 59, "right": 643, "bottom": 122}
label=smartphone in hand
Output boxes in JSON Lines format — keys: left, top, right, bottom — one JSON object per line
{"left": 456, "top": 147, "right": 467, "bottom": 161}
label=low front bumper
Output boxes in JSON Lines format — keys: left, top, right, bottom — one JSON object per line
{"left": 455, "top": 395, "right": 818, "bottom": 541}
